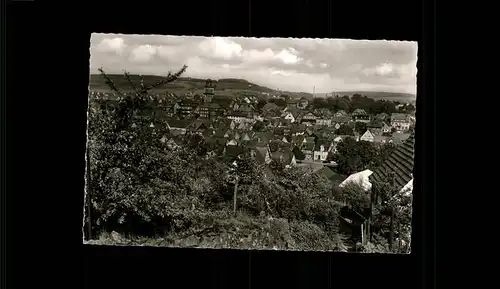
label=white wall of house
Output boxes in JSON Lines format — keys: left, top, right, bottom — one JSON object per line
{"left": 360, "top": 130, "right": 375, "bottom": 142}
{"left": 391, "top": 121, "right": 410, "bottom": 132}
{"left": 313, "top": 151, "right": 328, "bottom": 161}
{"left": 284, "top": 113, "right": 295, "bottom": 123}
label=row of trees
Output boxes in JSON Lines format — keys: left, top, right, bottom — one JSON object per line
{"left": 255, "top": 93, "right": 414, "bottom": 116}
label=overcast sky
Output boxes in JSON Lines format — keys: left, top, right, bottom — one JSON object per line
{"left": 90, "top": 33, "right": 417, "bottom": 95}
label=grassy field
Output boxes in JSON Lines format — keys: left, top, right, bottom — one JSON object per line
{"left": 89, "top": 74, "right": 415, "bottom": 103}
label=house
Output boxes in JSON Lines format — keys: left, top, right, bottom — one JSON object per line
{"left": 301, "top": 141, "right": 315, "bottom": 161}
{"left": 270, "top": 148, "right": 297, "bottom": 168}
{"left": 334, "top": 110, "right": 348, "bottom": 118}
{"left": 313, "top": 139, "right": 331, "bottom": 162}
{"left": 360, "top": 129, "right": 375, "bottom": 142}
{"left": 237, "top": 103, "right": 255, "bottom": 114}
{"left": 227, "top": 111, "right": 252, "bottom": 124}
{"left": 382, "top": 122, "right": 391, "bottom": 133}
{"left": 177, "top": 99, "right": 199, "bottom": 118}
{"left": 370, "top": 133, "right": 414, "bottom": 193}
{"left": 290, "top": 123, "right": 306, "bottom": 136}
{"left": 339, "top": 169, "right": 374, "bottom": 192}
{"left": 226, "top": 139, "right": 238, "bottom": 146}
{"left": 286, "top": 98, "right": 300, "bottom": 109}
{"left": 166, "top": 119, "right": 192, "bottom": 135}
{"left": 300, "top": 112, "right": 319, "bottom": 125}
{"left": 298, "top": 97, "right": 309, "bottom": 109}
{"left": 262, "top": 102, "right": 280, "bottom": 112}
{"left": 186, "top": 120, "right": 210, "bottom": 134}
{"left": 251, "top": 146, "right": 272, "bottom": 164}
{"left": 366, "top": 121, "right": 384, "bottom": 136}
{"left": 332, "top": 115, "right": 350, "bottom": 125}
{"left": 283, "top": 109, "right": 300, "bottom": 123}
{"left": 196, "top": 102, "right": 224, "bottom": 119}
{"left": 391, "top": 113, "right": 411, "bottom": 133}
{"left": 316, "top": 118, "right": 332, "bottom": 127}
{"left": 375, "top": 113, "right": 389, "bottom": 122}
{"left": 351, "top": 109, "right": 370, "bottom": 123}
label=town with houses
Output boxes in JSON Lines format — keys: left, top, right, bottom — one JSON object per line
{"left": 90, "top": 78, "right": 415, "bottom": 173}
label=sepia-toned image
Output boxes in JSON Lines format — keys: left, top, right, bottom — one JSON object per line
{"left": 84, "top": 33, "right": 417, "bottom": 253}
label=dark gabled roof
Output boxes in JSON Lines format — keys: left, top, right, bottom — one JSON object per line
{"left": 179, "top": 99, "right": 199, "bottom": 107}
{"left": 167, "top": 119, "right": 192, "bottom": 129}
{"left": 370, "top": 133, "right": 414, "bottom": 190}
{"left": 302, "top": 111, "right": 319, "bottom": 118}
{"left": 376, "top": 113, "right": 389, "bottom": 119}
{"left": 224, "top": 145, "right": 244, "bottom": 158}
{"left": 253, "top": 146, "right": 269, "bottom": 164}
{"left": 367, "top": 121, "right": 384, "bottom": 128}
{"left": 314, "top": 167, "right": 346, "bottom": 184}
{"left": 303, "top": 142, "right": 315, "bottom": 151}
{"left": 227, "top": 111, "right": 249, "bottom": 118}
{"left": 262, "top": 103, "right": 280, "bottom": 111}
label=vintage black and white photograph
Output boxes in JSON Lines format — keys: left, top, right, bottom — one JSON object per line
{"left": 84, "top": 33, "right": 417, "bottom": 253}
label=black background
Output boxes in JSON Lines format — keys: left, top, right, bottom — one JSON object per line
{"left": 4, "top": 0, "right": 436, "bottom": 288}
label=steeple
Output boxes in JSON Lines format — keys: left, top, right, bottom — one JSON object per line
{"left": 204, "top": 79, "right": 215, "bottom": 103}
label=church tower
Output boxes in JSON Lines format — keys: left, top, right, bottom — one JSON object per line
{"left": 204, "top": 79, "right": 215, "bottom": 103}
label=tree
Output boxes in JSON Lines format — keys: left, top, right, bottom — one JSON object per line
{"left": 269, "top": 98, "right": 286, "bottom": 107}
{"left": 335, "top": 98, "right": 351, "bottom": 112}
{"left": 336, "top": 125, "right": 354, "bottom": 136}
{"left": 333, "top": 138, "right": 379, "bottom": 175}
{"left": 311, "top": 98, "right": 327, "bottom": 109}
{"left": 256, "top": 99, "right": 267, "bottom": 111}
{"left": 326, "top": 97, "right": 337, "bottom": 110}
{"left": 369, "top": 171, "right": 412, "bottom": 253}
{"left": 87, "top": 65, "right": 190, "bottom": 234}
{"left": 293, "top": 146, "right": 306, "bottom": 161}
{"left": 252, "top": 121, "right": 265, "bottom": 131}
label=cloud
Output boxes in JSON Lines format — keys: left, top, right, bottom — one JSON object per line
{"left": 96, "top": 37, "right": 127, "bottom": 55}
{"left": 198, "top": 37, "right": 243, "bottom": 60}
{"left": 274, "top": 48, "right": 302, "bottom": 64}
{"left": 90, "top": 34, "right": 418, "bottom": 94}
{"left": 129, "top": 45, "right": 157, "bottom": 63}
{"left": 363, "top": 62, "right": 417, "bottom": 80}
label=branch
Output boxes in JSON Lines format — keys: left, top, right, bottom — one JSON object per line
{"left": 98, "top": 67, "right": 123, "bottom": 96}
{"left": 139, "top": 75, "right": 146, "bottom": 92}
{"left": 139, "top": 65, "right": 188, "bottom": 95}
{"left": 123, "top": 70, "right": 138, "bottom": 92}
